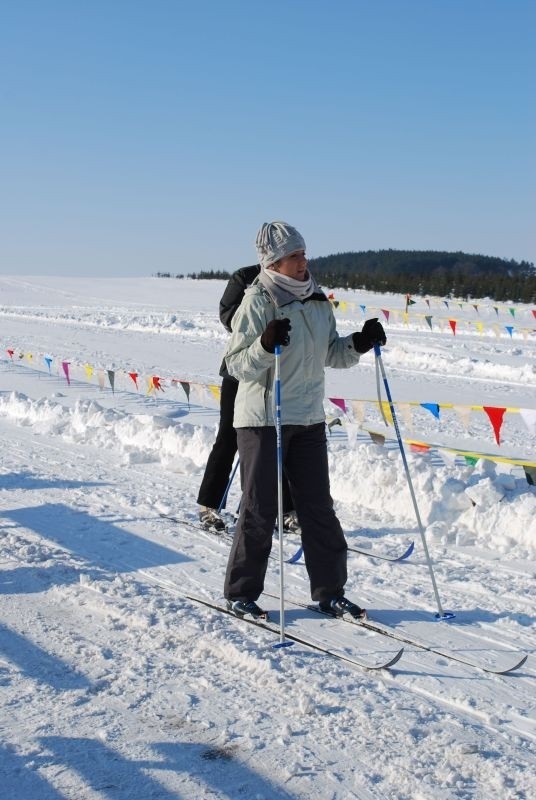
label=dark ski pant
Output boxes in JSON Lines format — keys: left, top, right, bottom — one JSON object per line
{"left": 197, "top": 376, "right": 294, "bottom": 513}
{"left": 224, "top": 423, "right": 347, "bottom": 604}
{"left": 197, "top": 376, "right": 239, "bottom": 510}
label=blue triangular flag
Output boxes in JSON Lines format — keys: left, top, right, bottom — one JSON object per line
{"left": 420, "top": 403, "right": 440, "bottom": 419}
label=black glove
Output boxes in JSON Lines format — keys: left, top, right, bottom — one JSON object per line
{"left": 260, "top": 318, "right": 292, "bottom": 353}
{"left": 352, "top": 318, "right": 386, "bottom": 353}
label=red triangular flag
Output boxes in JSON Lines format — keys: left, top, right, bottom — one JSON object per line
{"left": 128, "top": 372, "right": 139, "bottom": 389}
{"left": 7, "top": 349, "right": 14, "bottom": 359}
{"left": 449, "top": 319, "right": 457, "bottom": 335}
{"left": 483, "top": 406, "right": 506, "bottom": 445}
{"left": 381, "top": 309, "right": 390, "bottom": 322}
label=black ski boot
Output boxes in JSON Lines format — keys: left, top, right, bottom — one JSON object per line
{"left": 282, "top": 511, "right": 301, "bottom": 535}
{"left": 226, "top": 599, "right": 269, "bottom": 621}
{"left": 319, "top": 596, "right": 367, "bottom": 620}
{"left": 199, "top": 507, "right": 226, "bottom": 532}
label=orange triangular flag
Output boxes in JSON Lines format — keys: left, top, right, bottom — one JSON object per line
{"left": 410, "top": 442, "right": 430, "bottom": 454}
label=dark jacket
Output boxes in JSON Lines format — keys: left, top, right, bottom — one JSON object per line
{"left": 219, "top": 264, "right": 260, "bottom": 380}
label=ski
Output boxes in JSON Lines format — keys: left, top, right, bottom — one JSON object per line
{"left": 159, "top": 513, "right": 525, "bottom": 674}
{"left": 287, "top": 539, "right": 414, "bottom": 564}
{"left": 358, "top": 617, "right": 527, "bottom": 675}
{"left": 266, "top": 593, "right": 527, "bottom": 676}
{"left": 160, "top": 513, "right": 414, "bottom": 565}
{"left": 159, "top": 512, "right": 233, "bottom": 538}
{"left": 159, "top": 512, "right": 301, "bottom": 564}
{"left": 182, "top": 590, "right": 404, "bottom": 671}
{"left": 349, "top": 539, "right": 415, "bottom": 562}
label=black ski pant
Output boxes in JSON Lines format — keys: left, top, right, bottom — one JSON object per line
{"left": 224, "top": 423, "right": 347, "bottom": 604}
{"left": 197, "top": 376, "right": 239, "bottom": 510}
{"left": 197, "top": 376, "right": 294, "bottom": 513}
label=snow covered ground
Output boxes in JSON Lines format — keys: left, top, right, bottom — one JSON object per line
{"left": 0, "top": 275, "right": 535, "bottom": 799}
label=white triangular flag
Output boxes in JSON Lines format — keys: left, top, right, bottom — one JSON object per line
{"left": 519, "top": 408, "right": 536, "bottom": 435}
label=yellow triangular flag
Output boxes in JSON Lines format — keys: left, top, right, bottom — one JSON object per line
{"left": 208, "top": 384, "right": 221, "bottom": 403}
{"left": 378, "top": 401, "right": 394, "bottom": 427}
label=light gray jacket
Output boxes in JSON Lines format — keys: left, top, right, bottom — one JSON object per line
{"left": 225, "top": 275, "right": 360, "bottom": 428}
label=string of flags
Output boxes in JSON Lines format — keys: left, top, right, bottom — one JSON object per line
{"left": 324, "top": 397, "right": 536, "bottom": 483}
{"left": 347, "top": 423, "right": 536, "bottom": 486}
{"left": 325, "top": 396, "right": 536, "bottom": 448}
{"left": 326, "top": 294, "right": 536, "bottom": 338}
{"left": 3, "top": 345, "right": 535, "bottom": 477}
{"left": 4, "top": 346, "right": 223, "bottom": 405}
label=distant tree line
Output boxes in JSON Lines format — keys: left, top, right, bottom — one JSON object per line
{"left": 306, "top": 250, "right": 535, "bottom": 302}
{"left": 156, "top": 250, "right": 536, "bottom": 302}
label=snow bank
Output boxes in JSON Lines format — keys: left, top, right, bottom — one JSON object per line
{"left": 2, "top": 389, "right": 534, "bottom": 554}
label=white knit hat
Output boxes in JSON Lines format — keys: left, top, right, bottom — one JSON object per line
{"left": 255, "top": 221, "right": 306, "bottom": 270}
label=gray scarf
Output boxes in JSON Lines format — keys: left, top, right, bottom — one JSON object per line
{"left": 262, "top": 268, "right": 316, "bottom": 301}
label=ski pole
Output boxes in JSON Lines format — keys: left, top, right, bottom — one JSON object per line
{"left": 217, "top": 458, "right": 239, "bottom": 514}
{"left": 373, "top": 343, "right": 453, "bottom": 620}
{"left": 273, "top": 345, "right": 294, "bottom": 648}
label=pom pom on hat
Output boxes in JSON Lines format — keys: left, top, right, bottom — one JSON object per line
{"left": 255, "top": 221, "right": 306, "bottom": 270}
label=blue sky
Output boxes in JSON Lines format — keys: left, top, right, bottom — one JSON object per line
{"left": 1, "top": 0, "right": 534, "bottom": 276}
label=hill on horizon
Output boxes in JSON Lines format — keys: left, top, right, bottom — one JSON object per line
{"left": 169, "top": 249, "right": 536, "bottom": 302}
{"left": 305, "top": 249, "right": 535, "bottom": 302}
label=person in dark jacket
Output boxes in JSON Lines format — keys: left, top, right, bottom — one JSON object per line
{"left": 196, "top": 265, "right": 296, "bottom": 531}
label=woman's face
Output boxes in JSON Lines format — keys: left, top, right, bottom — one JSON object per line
{"left": 274, "top": 249, "right": 308, "bottom": 281}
